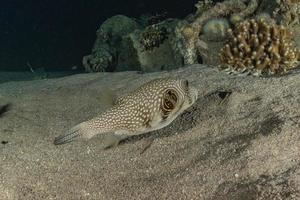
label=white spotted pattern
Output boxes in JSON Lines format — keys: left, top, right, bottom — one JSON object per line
{"left": 54, "top": 78, "right": 198, "bottom": 145}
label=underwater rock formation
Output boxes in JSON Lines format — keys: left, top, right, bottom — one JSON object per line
{"left": 139, "top": 26, "right": 169, "bottom": 51}
{"left": 82, "top": 15, "right": 140, "bottom": 72}
{"left": 174, "top": 22, "right": 203, "bottom": 65}
{"left": 202, "top": 18, "right": 230, "bottom": 42}
{"left": 219, "top": 19, "right": 299, "bottom": 76}
{"left": 83, "top": 1, "right": 262, "bottom": 72}
{"left": 124, "top": 20, "right": 183, "bottom": 72}
{"left": 187, "top": 0, "right": 300, "bottom": 66}
{"left": 177, "top": 0, "right": 258, "bottom": 65}
{"left": 229, "top": 0, "right": 259, "bottom": 25}
{"left": 82, "top": 0, "right": 300, "bottom": 72}
{"left": 274, "top": 0, "right": 300, "bottom": 52}
{"left": 274, "top": 0, "right": 300, "bottom": 26}
{"left": 83, "top": 15, "right": 183, "bottom": 72}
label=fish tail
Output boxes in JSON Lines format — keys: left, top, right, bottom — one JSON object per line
{"left": 54, "top": 122, "right": 93, "bottom": 145}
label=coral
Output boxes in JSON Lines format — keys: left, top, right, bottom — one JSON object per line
{"left": 95, "top": 15, "right": 140, "bottom": 46}
{"left": 230, "top": 14, "right": 245, "bottom": 24}
{"left": 188, "top": 0, "right": 259, "bottom": 65}
{"left": 196, "top": 18, "right": 230, "bottom": 65}
{"left": 83, "top": 0, "right": 271, "bottom": 72}
{"left": 229, "top": 0, "right": 259, "bottom": 24}
{"left": 236, "top": 0, "right": 259, "bottom": 18}
{"left": 202, "top": 18, "right": 230, "bottom": 41}
{"left": 146, "top": 12, "right": 168, "bottom": 26}
{"left": 191, "top": 0, "right": 247, "bottom": 30}
{"left": 194, "top": 0, "right": 214, "bottom": 19}
{"left": 273, "top": 0, "right": 300, "bottom": 57}
{"left": 137, "top": 12, "right": 168, "bottom": 27}
{"left": 82, "top": 46, "right": 114, "bottom": 72}
{"left": 219, "top": 19, "right": 299, "bottom": 76}
{"left": 191, "top": 0, "right": 258, "bottom": 35}
{"left": 83, "top": 1, "right": 262, "bottom": 71}
{"left": 255, "top": 0, "right": 279, "bottom": 16}
{"left": 140, "top": 25, "right": 169, "bottom": 51}
{"left": 273, "top": 0, "right": 300, "bottom": 26}
{"left": 128, "top": 19, "right": 183, "bottom": 72}
{"left": 178, "top": 0, "right": 259, "bottom": 65}
{"left": 255, "top": 13, "right": 276, "bottom": 24}
{"left": 174, "top": 23, "right": 201, "bottom": 65}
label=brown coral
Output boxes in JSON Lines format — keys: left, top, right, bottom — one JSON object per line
{"left": 180, "top": 0, "right": 257, "bottom": 65}
{"left": 219, "top": 19, "right": 299, "bottom": 76}
{"left": 140, "top": 26, "right": 168, "bottom": 51}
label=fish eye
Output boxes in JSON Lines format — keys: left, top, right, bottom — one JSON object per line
{"left": 162, "top": 89, "right": 178, "bottom": 110}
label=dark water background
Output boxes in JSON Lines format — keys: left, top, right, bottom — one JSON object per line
{"left": 0, "top": 0, "right": 200, "bottom": 72}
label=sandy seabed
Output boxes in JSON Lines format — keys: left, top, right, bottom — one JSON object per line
{"left": 0, "top": 65, "right": 299, "bottom": 199}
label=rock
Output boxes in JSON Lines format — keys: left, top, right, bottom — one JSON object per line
{"left": 292, "top": 25, "right": 300, "bottom": 53}
{"left": 84, "top": 16, "right": 185, "bottom": 73}
{"left": 124, "top": 26, "right": 183, "bottom": 72}
{"left": 83, "top": 15, "right": 140, "bottom": 72}
{"left": 202, "top": 18, "right": 230, "bottom": 42}
{"left": 198, "top": 37, "right": 225, "bottom": 65}
{"left": 0, "top": 65, "right": 299, "bottom": 199}
{"left": 119, "top": 19, "right": 184, "bottom": 72}
{"left": 256, "top": 0, "right": 279, "bottom": 15}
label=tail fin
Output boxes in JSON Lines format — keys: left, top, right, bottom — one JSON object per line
{"left": 54, "top": 128, "right": 80, "bottom": 145}
{"left": 54, "top": 122, "right": 95, "bottom": 145}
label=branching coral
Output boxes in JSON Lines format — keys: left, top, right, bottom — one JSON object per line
{"left": 219, "top": 19, "right": 299, "bottom": 76}
{"left": 178, "top": 0, "right": 258, "bottom": 65}
{"left": 140, "top": 26, "right": 169, "bottom": 51}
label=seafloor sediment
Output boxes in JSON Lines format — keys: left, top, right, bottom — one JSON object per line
{"left": 0, "top": 64, "right": 299, "bottom": 199}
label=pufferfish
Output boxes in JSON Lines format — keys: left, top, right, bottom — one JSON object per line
{"left": 54, "top": 78, "right": 198, "bottom": 148}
